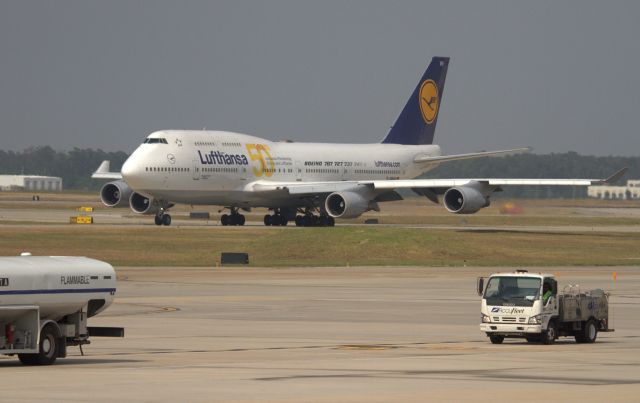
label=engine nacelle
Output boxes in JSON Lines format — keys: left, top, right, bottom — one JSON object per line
{"left": 443, "top": 184, "right": 490, "bottom": 214}
{"left": 129, "top": 192, "right": 159, "bottom": 215}
{"left": 325, "top": 191, "right": 371, "bottom": 219}
{"left": 100, "top": 180, "right": 132, "bottom": 208}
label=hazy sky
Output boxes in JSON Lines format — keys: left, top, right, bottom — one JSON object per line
{"left": 1, "top": 1, "right": 639, "bottom": 155}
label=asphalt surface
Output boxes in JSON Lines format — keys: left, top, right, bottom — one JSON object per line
{"left": 1, "top": 266, "right": 638, "bottom": 402}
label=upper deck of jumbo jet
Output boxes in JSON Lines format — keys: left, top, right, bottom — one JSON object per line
{"left": 143, "top": 130, "right": 270, "bottom": 146}
{"left": 141, "top": 130, "right": 442, "bottom": 156}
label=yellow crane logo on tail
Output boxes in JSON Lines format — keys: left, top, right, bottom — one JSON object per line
{"left": 419, "top": 79, "right": 439, "bottom": 124}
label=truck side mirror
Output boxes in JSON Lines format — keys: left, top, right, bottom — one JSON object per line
{"left": 477, "top": 277, "right": 484, "bottom": 296}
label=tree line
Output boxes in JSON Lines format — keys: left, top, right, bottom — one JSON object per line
{"left": 0, "top": 147, "right": 637, "bottom": 197}
{"left": 0, "top": 147, "right": 128, "bottom": 190}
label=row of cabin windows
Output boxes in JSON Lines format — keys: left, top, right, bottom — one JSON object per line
{"left": 144, "top": 166, "right": 401, "bottom": 175}
{"left": 202, "top": 167, "right": 239, "bottom": 173}
{"left": 146, "top": 166, "right": 189, "bottom": 172}
{"left": 261, "top": 168, "right": 293, "bottom": 174}
{"left": 305, "top": 168, "right": 340, "bottom": 174}
{"left": 144, "top": 138, "right": 168, "bottom": 144}
{"left": 193, "top": 141, "right": 242, "bottom": 147}
{"left": 355, "top": 169, "right": 401, "bottom": 175}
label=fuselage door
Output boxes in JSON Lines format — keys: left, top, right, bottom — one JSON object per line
{"left": 192, "top": 159, "right": 200, "bottom": 180}
{"left": 295, "top": 160, "right": 302, "bottom": 181}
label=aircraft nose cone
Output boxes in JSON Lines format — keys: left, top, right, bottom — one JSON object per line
{"left": 121, "top": 157, "right": 142, "bottom": 186}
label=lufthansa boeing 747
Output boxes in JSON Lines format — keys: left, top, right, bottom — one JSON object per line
{"left": 92, "top": 57, "right": 625, "bottom": 226}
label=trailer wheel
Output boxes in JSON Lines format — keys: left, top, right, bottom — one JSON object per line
{"left": 489, "top": 335, "right": 504, "bottom": 344}
{"left": 583, "top": 319, "right": 598, "bottom": 343}
{"left": 18, "top": 323, "right": 59, "bottom": 365}
{"left": 542, "top": 321, "right": 556, "bottom": 345}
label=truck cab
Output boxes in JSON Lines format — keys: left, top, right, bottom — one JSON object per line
{"left": 478, "top": 270, "right": 611, "bottom": 344}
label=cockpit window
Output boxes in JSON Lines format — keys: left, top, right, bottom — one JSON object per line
{"left": 143, "top": 138, "right": 168, "bottom": 144}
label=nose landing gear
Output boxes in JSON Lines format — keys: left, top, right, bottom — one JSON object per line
{"left": 154, "top": 212, "right": 172, "bottom": 226}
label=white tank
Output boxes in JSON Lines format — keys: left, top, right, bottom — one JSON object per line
{"left": 0, "top": 255, "right": 117, "bottom": 321}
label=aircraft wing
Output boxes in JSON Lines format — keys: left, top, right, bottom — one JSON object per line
{"left": 248, "top": 168, "right": 627, "bottom": 195}
{"left": 91, "top": 160, "right": 123, "bottom": 180}
{"left": 413, "top": 147, "right": 531, "bottom": 164}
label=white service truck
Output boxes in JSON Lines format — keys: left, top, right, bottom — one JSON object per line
{"left": 477, "top": 270, "right": 613, "bottom": 344}
{"left": 0, "top": 254, "right": 124, "bottom": 365}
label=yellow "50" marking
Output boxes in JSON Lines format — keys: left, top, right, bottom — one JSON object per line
{"left": 246, "top": 144, "right": 275, "bottom": 177}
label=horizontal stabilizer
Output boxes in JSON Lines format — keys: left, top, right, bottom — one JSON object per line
{"left": 91, "top": 160, "right": 122, "bottom": 180}
{"left": 597, "top": 167, "right": 628, "bottom": 185}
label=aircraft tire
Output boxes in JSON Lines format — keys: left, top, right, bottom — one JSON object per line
{"left": 327, "top": 216, "right": 335, "bottom": 227}
{"left": 221, "top": 214, "right": 230, "bottom": 226}
{"left": 162, "top": 214, "right": 172, "bottom": 226}
{"left": 295, "top": 216, "right": 303, "bottom": 226}
{"left": 238, "top": 214, "right": 246, "bottom": 226}
{"left": 264, "top": 215, "right": 272, "bottom": 226}
{"left": 154, "top": 215, "right": 163, "bottom": 226}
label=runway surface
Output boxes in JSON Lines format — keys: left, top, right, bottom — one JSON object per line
{"left": 1, "top": 266, "right": 638, "bottom": 402}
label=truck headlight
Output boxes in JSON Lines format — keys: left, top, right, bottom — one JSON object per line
{"left": 528, "top": 315, "right": 541, "bottom": 324}
{"left": 481, "top": 314, "right": 491, "bottom": 323}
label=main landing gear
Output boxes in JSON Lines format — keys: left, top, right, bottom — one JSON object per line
{"left": 154, "top": 212, "right": 172, "bottom": 226}
{"left": 221, "top": 208, "right": 246, "bottom": 226}
{"left": 294, "top": 214, "right": 335, "bottom": 227}
{"left": 263, "top": 208, "right": 290, "bottom": 226}
{"left": 287, "top": 208, "right": 335, "bottom": 227}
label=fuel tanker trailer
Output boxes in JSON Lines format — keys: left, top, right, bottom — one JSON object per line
{"left": 0, "top": 254, "right": 124, "bottom": 365}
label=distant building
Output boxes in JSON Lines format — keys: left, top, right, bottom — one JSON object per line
{"left": 0, "top": 175, "right": 63, "bottom": 192}
{"left": 588, "top": 180, "right": 640, "bottom": 200}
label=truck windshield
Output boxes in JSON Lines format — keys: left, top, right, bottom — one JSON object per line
{"left": 483, "top": 276, "right": 541, "bottom": 307}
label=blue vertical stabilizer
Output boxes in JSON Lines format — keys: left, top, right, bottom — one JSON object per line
{"left": 382, "top": 57, "right": 449, "bottom": 145}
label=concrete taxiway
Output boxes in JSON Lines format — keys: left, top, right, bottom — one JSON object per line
{"left": 1, "top": 266, "right": 638, "bottom": 402}
{"left": 3, "top": 203, "right": 640, "bottom": 234}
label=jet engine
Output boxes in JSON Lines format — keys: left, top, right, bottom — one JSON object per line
{"left": 443, "top": 183, "right": 491, "bottom": 214}
{"left": 129, "top": 192, "right": 159, "bottom": 215}
{"left": 100, "top": 180, "right": 132, "bottom": 208}
{"left": 325, "top": 191, "right": 371, "bottom": 219}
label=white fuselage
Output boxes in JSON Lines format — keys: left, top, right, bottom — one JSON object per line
{"left": 121, "top": 130, "right": 441, "bottom": 208}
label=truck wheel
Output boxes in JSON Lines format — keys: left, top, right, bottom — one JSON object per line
{"left": 18, "top": 323, "right": 59, "bottom": 365}
{"left": 542, "top": 321, "right": 557, "bottom": 345}
{"left": 489, "top": 335, "right": 504, "bottom": 344}
{"left": 583, "top": 319, "right": 598, "bottom": 343}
